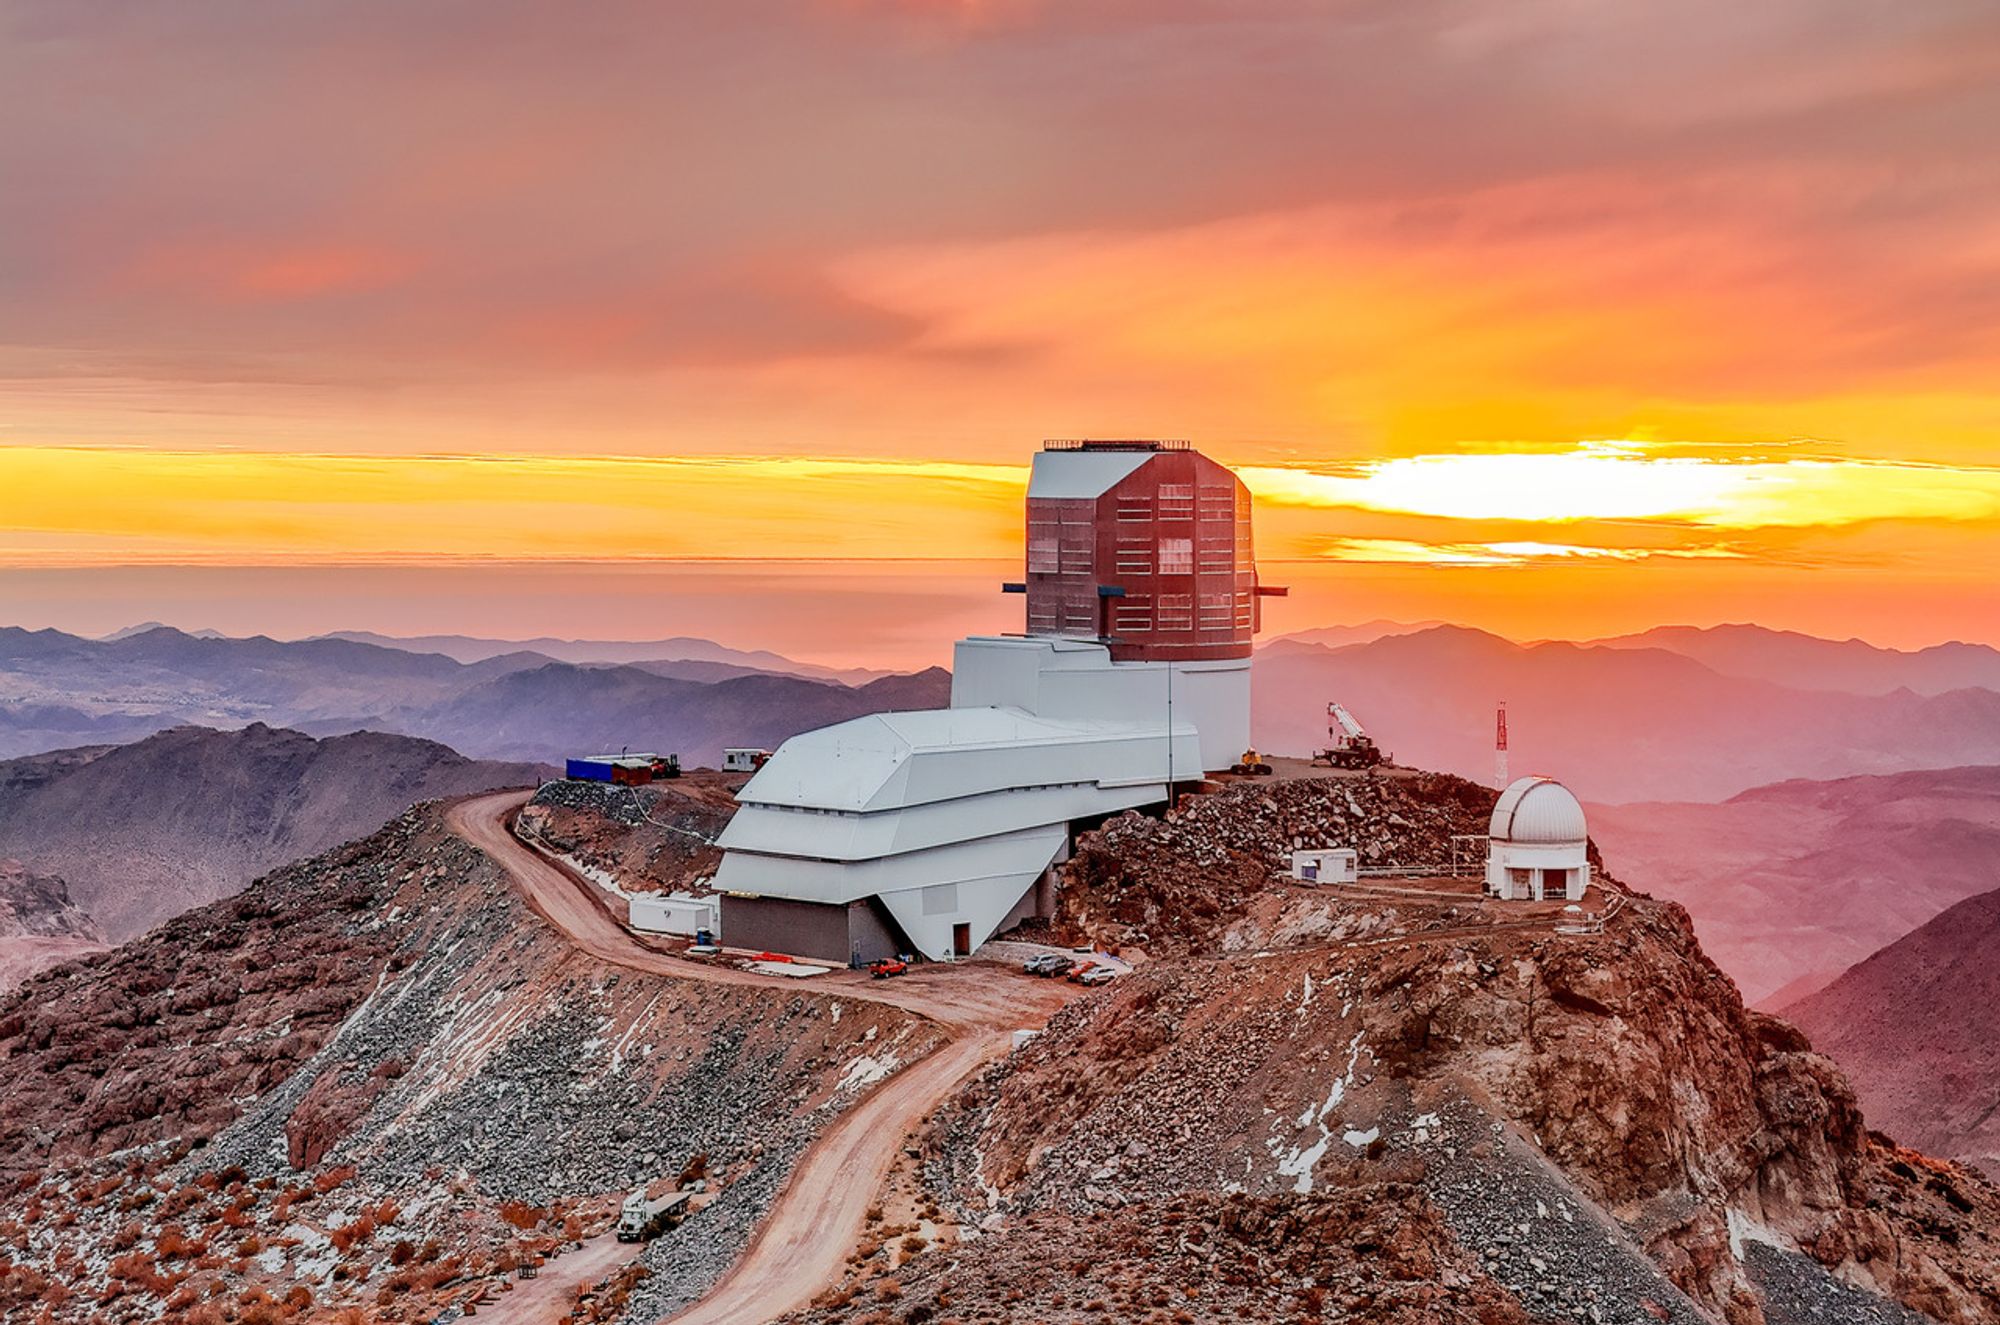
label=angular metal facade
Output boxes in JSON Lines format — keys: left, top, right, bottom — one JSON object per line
{"left": 1025, "top": 442, "right": 1261, "bottom": 662}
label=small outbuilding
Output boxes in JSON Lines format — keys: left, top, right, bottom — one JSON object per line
{"left": 1290, "top": 848, "right": 1358, "bottom": 885}
{"left": 1486, "top": 776, "right": 1590, "bottom": 902}
{"left": 629, "top": 891, "right": 721, "bottom": 939}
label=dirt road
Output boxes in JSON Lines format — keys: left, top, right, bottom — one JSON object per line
{"left": 445, "top": 789, "right": 1074, "bottom": 1324}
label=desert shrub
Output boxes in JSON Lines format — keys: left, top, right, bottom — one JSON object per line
{"left": 312, "top": 1165, "right": 357, "bottom": 1196}
{"left": 157, "top": 1224, "right": 207, "bottom": 1259}
{"left": 329, "top": 1213, "right": 376, "bottom": 1253}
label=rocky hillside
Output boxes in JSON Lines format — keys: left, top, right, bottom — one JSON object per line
{"left": 1055, "top": 770, "right": 1500, "bottom": 956}
{"left": 1590, "top": 765, "right": 2000, "bottom": 1005}
{"left": 1787, "top": 886, "right": 2000, "bottom": 1180}
{"left": 0, "top": 800, "right": 945, "bottom": 1325}
{"left": 791, "top": 773, "right": 2000, "bottom": 1325}
{"left": 515, "top": 774, "right": 743, "bottom": 897}
{"left": 0, "top": 723, "right": 547, "bottom": 940}
{"left": 0, "top": 859, "right": 106, "bottom": 991}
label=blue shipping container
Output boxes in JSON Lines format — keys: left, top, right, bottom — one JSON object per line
{"left": 566, "top": 758, "right": 615, "bottom": 782}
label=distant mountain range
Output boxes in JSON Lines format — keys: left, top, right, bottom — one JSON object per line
{"left": 347, "top": 663, "right": 952, "bottom": 765}
{"left": 1584, "top": 623, "right": 2000, "bottom": 696}
{"left": 1588, "top": 764, "right": 2000, "bottom": 1004}
{"left": 0, "top": 625, "right": 944, "bottom": 765}
{"left": 1263, "top": 619, "right": 1444, "bottom": 649}
{"left": 1251, "top": 625, "right": 2000, "bottom": 802}
{"left": 0, "top": 723, "right": 549, "bottom": 942}
{"left": 312, "top": 629, "right": 889, "bottom": 684}
{"left": 1786, "top": 883, "right": 2000, "bottom": 1178}
{"left": 8, "top": 619, "right": 1999, "bottom": 802}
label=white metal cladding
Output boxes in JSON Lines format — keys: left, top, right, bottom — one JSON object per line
{"left": 725, "top": 705, "right": 1203, "bottom": 817}
{"left": 1026, "top": 449, "right": 1154, "bottom": 499}
{"left": 713, "top": 821, "right": 1070, "bottom": 909}
{"left": 949, "top": 636, "right": 1249, "bottom": 774}
{"left": 1489, "top": 776, "right": 1588, "bottom": 844}
{"left": 718, "top": 773, "right": 1190, "bottom": 862}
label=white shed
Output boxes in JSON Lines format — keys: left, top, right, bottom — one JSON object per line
{"left": 629, "top": 892, "right": 721, "bottom": 938}
{"left": 1485, "top": 777, "right": 1590, "bottom": 901}
{"left": 723, "top": 748, "right": 772, "bottom": 773}
{"left": 1291, "top": 848, "right": 1358, "bottom": 885}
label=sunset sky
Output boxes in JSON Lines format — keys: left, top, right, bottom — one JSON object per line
{"left": 6, "top": 2, "right": 2000, "bottom": 665}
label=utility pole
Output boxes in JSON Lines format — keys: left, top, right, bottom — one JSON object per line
{"left": 1495, "top": 701, "right": 1509, "bottom": 788}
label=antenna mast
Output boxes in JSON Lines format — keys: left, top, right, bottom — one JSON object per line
{"left": 1495, "top": 701, "right": 1509, "bottom": 787}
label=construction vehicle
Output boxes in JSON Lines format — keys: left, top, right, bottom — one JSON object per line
{"left": 615, "top": 1188, "right": 691, "bottom": 1242}
{"left": 869, "top": 956, "right": 908, "bottom": 979}
{"left": 1313, "top": 703, "right": 1386, "bottom": 770}
{"left": 1230, "top": 748, "right": 1275, "bottom": 776}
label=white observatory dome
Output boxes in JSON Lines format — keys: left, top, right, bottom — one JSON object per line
{"left": 1490, "top": 776, "right": 1587, "bottom": 845}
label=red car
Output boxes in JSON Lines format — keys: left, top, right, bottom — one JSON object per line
{"left": 869, "top": 957, "right": 908, "bottom": 979}
{"left": 1064, "top": 960, "right": 1102, "bottom": 983}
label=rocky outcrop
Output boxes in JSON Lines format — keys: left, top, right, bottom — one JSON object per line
{"left": 919, "top": 776, "right": 2000, "bottom": 1325}
{"left": 0, "top": 859, "right": 107, "bottom": 991}
{"left": 0, "top": 859, "right": 101, "bottom": 942}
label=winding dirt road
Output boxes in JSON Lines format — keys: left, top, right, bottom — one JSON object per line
{"left": 446, "top": 790, "right": 1074, "bottom": 1324}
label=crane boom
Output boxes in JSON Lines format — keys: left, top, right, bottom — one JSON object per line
{"left": 1312, "top": 701, "right": 1387, "bottom": 770}
{"left": 1329, "top": 702, "right": 1367, "bottom": 741}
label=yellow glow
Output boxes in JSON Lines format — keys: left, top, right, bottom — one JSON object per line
{"left": 9, "top": 441, "right": 2000, "bottom": 571}
{"left": 2, "top": 447, "right": 1028, "bottom": 565}
{"left": 1241, "top": 442, "right": 2000, "bottom": 528}
{"left": 1319, "top": 537, "right": 1746, "bottom": 566}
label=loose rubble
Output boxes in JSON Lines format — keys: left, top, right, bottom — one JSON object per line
{"left": 518, "top": 775, "right": 738, "bottom": 896}
{"left": 0, "top": 800, "right": 943, "bottom": 1324}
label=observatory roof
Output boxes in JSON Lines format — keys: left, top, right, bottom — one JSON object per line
{"left": 1490, "top": 776, "right": 1588, "bottom": 844}
{"left": 1026, "top": 448, "right": 1155, "bottom": 500}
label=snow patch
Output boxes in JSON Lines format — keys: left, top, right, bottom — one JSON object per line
{"left": 838, "top": 1051, "right": 900, "bottom": 1092}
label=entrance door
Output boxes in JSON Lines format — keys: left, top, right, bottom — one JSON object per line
{"left": 952, "top": 922, "right": 972, "bottom": 957}
{"left": 1542, "top": 868, "right": 1566, "bottom": 900}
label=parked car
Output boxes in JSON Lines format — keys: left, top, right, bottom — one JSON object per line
{"left": 1023, "top": 953, "right": 1070, "bottom": 977}
{"left": 1077, "top": 966, "right": 1117, "bottom": 987}
{"left": 1065, "top": 960, "right": 1104, "bottom": 983}
{"left": 869, "top": 957, "right": 908, "bottom": 979}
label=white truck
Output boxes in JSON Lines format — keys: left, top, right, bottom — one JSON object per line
{"left": 615, "top": 1188, "right": 691, "bottom": 1242}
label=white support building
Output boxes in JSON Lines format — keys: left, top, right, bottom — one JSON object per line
{"left": 629, "top": 892, "right": 721, "bottom": 938}
{"left": 1486, "top": 776, "right": 1591, "bottom": 902}
{"left": 1290, "top": 848, "right": 1358, "bottom": 885}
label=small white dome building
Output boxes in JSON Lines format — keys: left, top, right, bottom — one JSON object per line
{"left": 1486, "top": 776, "right": 1590, "bottom": 902}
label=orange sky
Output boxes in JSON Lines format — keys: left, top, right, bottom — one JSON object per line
{"left": 6, "top": 2, "right": 2000, "bottom": 660}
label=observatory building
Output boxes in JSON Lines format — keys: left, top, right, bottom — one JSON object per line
{"left": 713, "top": 440, "right": 1281, "bottom": 964}
{"left": 1485, "top": 775, "right": 1591, "bottom": 902}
